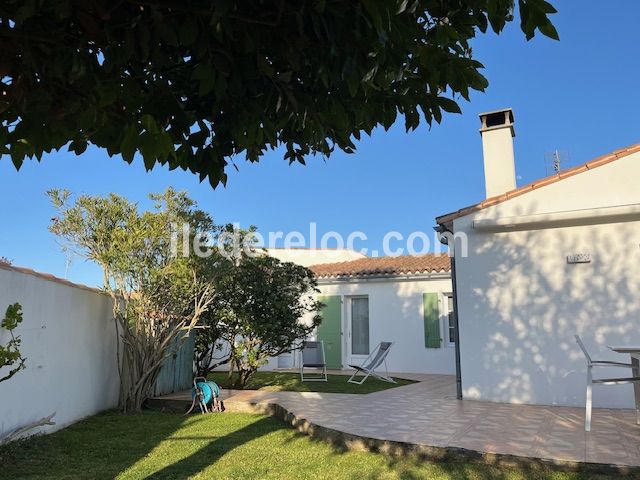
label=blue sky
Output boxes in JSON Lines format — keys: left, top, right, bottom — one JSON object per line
{"left": 1, "top": 1, "right": 639, "bottom": 288}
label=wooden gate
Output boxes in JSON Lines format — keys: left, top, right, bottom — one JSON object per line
{"left": 153, "top": 330, "right": 195, "bottom": 396}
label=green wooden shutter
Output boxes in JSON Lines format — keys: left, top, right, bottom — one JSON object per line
{"left": 316, "top": 295, "right": 342, "bottom": 369}
{"left": 423, "top": 293, "right": 441, "bottom": 348}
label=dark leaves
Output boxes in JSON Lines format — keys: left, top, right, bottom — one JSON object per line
{"left": 519, "top": 0, "right": 560, "bottom": 40}
{"left": 0, "top": 0, "right": 558, "bottom": 187}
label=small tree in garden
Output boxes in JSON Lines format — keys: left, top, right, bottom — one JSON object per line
{"left": 193, "top": 261, "right": 234, "bottom": 376}
{"left": 0, "top": 303, "right": 25, "bottom": 383}
{"left": 199, "top": 255, "right": 322, "bottom": 388}
{"left": 48, "top": 188, "right": 219, "bottom": 412}
{"left": 193, "top": 225, "right": 256, "bottom": 376}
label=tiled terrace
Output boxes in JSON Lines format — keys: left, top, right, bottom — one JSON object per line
{"left": 152, "top": 373, "right": 640, "bottom": 470}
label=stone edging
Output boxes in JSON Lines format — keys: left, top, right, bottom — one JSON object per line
{"left": 224, "top": 398, "right": 639, "bottom": 477}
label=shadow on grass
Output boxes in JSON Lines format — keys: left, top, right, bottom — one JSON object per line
{"left": 0, "top": 412, "right": 280, "bottom": 480}
{"left": 146, "top": 416, "right": 280, "bottom": 479}
{"left": 1, "top": 411, "right": 627, "bottom": 480}
{"left": 0, "top": 410, "right": 186, "bottom": 480}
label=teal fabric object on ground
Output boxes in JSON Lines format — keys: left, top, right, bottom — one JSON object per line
{"left": 192, "top": 380, "right": 221, "bottom": 405}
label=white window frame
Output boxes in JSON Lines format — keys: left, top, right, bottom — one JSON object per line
{"left": 346, "top": 295, "right": 370, "bottom": 358}
{"left": 443, "top": 292, "right": 456, "bottom": 348}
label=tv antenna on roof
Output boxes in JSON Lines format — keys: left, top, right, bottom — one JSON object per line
{"left": 544, "top": 149, "right": 569, "bottom": 176}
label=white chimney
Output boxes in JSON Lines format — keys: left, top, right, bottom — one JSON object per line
{"left": 479, "top": 108, "right": 516, "bottom": 198}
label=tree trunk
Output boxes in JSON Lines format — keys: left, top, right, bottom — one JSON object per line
{"left": 238, "top": 368, "right": 254, "bottom": 389}
{"left": 118, "top": 321, "right": 191, "bottom": 412}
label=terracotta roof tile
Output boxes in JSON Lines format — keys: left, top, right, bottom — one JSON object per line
{"left": 436, "top": 142, "right": 640, "bottom": 224}
{"left": 310, "top": 254, "right": 451, "bottom": 279}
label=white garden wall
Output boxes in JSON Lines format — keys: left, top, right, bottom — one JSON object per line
{"left": 0, "top": 265, "right": 119, "bottom": 438}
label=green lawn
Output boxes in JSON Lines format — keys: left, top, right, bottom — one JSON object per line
{"left": 207, "top": 371, "right": 415, "bottom": 394}
{"left": 0, "top": 411, "right": 622, "bottom": 480}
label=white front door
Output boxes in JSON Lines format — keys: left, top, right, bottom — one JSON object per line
{"left": 346, "top": 296, "right": 370, "bottom": 366}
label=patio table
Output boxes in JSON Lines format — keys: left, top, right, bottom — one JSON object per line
{"left": 608, "top": 345, "right": 640, "bottom": 423}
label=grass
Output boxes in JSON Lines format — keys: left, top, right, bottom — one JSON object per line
{"left": 0, "top": 411, "right": 624, "bottom": 480}
{"left": 207, "top": 371, "right": 415, "bottom": 394}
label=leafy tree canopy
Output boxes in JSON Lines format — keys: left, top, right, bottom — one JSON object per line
{"left": 197, "top": 254, "right": 322, "bottom": 388}
{"left": 48, "top": 187, "right": 220, "bottom": 411}
{"left": 1, "top": 0, "right": 557, "bottom": 186}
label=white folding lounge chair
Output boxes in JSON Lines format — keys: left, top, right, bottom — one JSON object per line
{"left": 300, "top": 341, "right": 328, "bottom": 382}
{"left": 575, "top": 335, "right": 640, "bottom": 431}
{"left": 347, "top": 341, "right": 396, "bottom": 385}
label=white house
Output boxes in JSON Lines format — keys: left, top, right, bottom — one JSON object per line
{"left": 268, "top": 249, "right": 455, "bottom": 374}
{"left": 436, "top": 108, "right": 640, "bottom": 408}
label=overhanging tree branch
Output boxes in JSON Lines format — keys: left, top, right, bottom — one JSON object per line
{"left": 0, "top": 1, "right": 558, "bottom": 187}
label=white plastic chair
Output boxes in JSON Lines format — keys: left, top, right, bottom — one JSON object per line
{"left": 575, "top": 335, "right": 640, "bottom": 431}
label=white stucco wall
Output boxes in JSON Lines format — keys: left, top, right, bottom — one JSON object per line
{"left": 452, "top": 151, "right": 640, "bottom": 408}
{"left": 0, "top": 266, "right": 119, "bottom": 438}
{"left": 314, "top": 276, "right": 456, "bottom": 374}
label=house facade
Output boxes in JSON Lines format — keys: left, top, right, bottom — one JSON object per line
{"left": 267, "top": 250, "right": 456, "bottom": 374}
{"left": 436, "top": 108, "right": 640, "bottom": 408}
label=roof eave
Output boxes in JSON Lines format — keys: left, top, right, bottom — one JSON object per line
{"left": 316, "top": 270, "right": 451, "bottom": 284}
{"left": 435, "top": 142, "right": 640, "bottom": 225}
